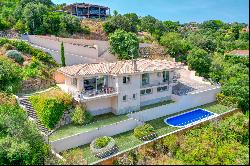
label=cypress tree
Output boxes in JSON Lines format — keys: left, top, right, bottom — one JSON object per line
{"left": 61, "top": 42, "right": 66, "bottom": 66}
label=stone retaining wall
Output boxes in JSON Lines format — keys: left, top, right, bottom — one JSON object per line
{"left": 21, "top": 78, "right": 55, "bottom": 93}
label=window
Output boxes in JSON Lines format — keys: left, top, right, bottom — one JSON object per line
{"left": 123, "top": 95, "right": 127, "bottom": 101}
{"left": 140, "top": 89, "right": 153, "bottom": 95}
{"left": 163, "top": 71, "right": 169, "bottom": 82}
{"left": 123, "top": 76, "right": 130, "bottom": 84}
{"left": 142, "top": 73, "right": 150, "bottom": 86}
{"left": 157, "top": 86, "right": 168, "bottom": 92}
{"left": 133, "top": 94, "right": 136, "bottom": 99}
{"left": 72, "top": 78, "right": 77, "bottom": 87}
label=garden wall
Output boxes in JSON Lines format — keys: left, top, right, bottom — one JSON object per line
{"left": 24, "top": 35, "right": 100, "bottom": 59}
{"left": 50, "top": 118, "right": 142, "bottom": 153}
{"left": 21, "top": 78, "right": 55, "bottom": 93}
{"left": 128, "top": 86, "right": 221, "bottom": 122}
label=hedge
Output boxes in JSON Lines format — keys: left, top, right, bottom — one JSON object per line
{"left": 29, "top": 88, "right": 72, "bottom": 129}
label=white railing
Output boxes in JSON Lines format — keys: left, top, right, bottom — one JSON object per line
{"left": 141, "top": 81, "right": 169, "bottom": 89}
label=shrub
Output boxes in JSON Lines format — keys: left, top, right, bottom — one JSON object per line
{"left": 3, "top": 43, "right": 14, "bottom": 50}
{"left": 0, "top": 104, "right": 49, "bottom": 165}
{"left": 22, "top": 58, "right": 47, "bottom": 79}
{"left": 71, "top": 105, "right": 93, "bottom": 126}
{"left": 95, "top": 136, "right": 111, "bottom": 149}
{"left": 90, "top": 136, "right": 117, "bottom": 158}
{"left": 5, "top": 50, "right": 24, "bottom": 64}
{"left": 0, "top": 38, "right": 57, "bottom": 66}
{"left": 216, "top": 93, "right": 238, "bottom": 108}
{"left": 0, "top": 92, "right": 17, "bottom": 105}
{"left": 29, "top": 88, "right": 73, "bottom": 129}
{"left": 0, "top": 56, "right": 23, "bottom": 93}
{"left": 134, "top": 124, "right": 156, "bottom": 141}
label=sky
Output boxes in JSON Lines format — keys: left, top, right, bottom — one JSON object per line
{"left": 52, "top": 0, "right": 249, "bottom": 24}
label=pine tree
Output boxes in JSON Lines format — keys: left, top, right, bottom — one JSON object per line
{"left": 60, "top": 42, "right": 65, "bottom": 66}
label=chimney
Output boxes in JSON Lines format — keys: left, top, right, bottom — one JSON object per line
{"left": 132, "top": 59, "right": 137, "bottom": 71}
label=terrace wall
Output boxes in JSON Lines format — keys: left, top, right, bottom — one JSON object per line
{"left": 25, "top": 35, "right": 99, "bottom": 59}
{"left": 128, "top": 86, "right": 221, "bottom": 122}
{"left": 50, "top": 118, "right": 142, "bottom": 153}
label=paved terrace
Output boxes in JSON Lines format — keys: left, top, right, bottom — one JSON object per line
{"left": 172, "top": 77, "right": 216, "bottom": 96}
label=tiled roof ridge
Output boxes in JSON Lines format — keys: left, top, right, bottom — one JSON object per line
{"left": 75, "top": 64, "right": 88, "bottom": 76}
{"left": 58, "top": 58, "right": 181, "bottom": 76}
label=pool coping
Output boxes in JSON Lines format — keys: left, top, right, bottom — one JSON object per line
{"left": 164, "top": 108, "right": 218, "bottom": 128}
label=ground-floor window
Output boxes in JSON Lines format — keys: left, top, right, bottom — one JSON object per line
{"left": 157, "top": 86, "right": 168, "bottom": 92}
{"left": 123, "top": 95, "right": 127, "bottom": 101}
{"left": 133, "top": 94, "right": 136, "bottom": 99}
{"left": 140, "top": 88, "right": 153, "bottom": 95}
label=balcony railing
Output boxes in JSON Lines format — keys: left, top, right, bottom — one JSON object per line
{"left": 141, "top": 81, "right": 170, "bottom": 89}
{"left": 77, "top": 87, "right": 118, "bottom": 101}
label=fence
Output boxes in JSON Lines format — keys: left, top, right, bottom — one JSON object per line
{"left": 50, "top": 118, "right": 142, "bottom": 153}
{"left": 128, "top": 86, "right": 221, "bottom": 122}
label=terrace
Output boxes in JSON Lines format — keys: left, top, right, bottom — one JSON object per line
{"left": 49, "top": 113, "right": 128, "bottom": 141}
{"left": 60, "top": 102, "right": 232, "bottom": 164}
{"left": 172, "top": 77, "right": 216, "bottom": 96}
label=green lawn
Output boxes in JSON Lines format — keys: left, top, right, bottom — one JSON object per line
{"left": 61, "top": 102, "right": 232, "bottom": 164}
{"left": 49, "top": 113, "right": 129, "bottom": 141}
{"left": 140, "top": 100, "right": 175, "bottom": 111}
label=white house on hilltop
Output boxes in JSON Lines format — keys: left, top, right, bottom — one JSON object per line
{"left": 55, "top": 59, "right": 218, "bottom": 116}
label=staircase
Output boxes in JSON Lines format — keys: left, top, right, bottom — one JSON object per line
{"left": 19, "top": 97, "right": 51, "bottom": 135}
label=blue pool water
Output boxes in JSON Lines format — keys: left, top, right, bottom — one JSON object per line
{"left": 164, "top": 108, "right": 214, "bottom": 127}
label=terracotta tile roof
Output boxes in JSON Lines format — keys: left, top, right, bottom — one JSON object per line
{"left": 57, "top": 59, "right": 182, "bottom": 77}
{"left": 228, "top": 50, "right": 249, "bottom": 56}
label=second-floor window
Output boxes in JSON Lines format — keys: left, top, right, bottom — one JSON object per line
{"left": 163, "top": 71, "right": 169, "bottom": 83}
{"left": 142, "top": 73, "right": 150, "bottom": 86}
{"left": 123, "top": 76, "right": 130, "bottom": 84}
{"left": 72, "top": 78, "right": 77, "bottom": 87}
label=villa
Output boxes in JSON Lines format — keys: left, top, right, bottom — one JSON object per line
{"left": 55, "top": 59, "right": 218, "bottom": 116}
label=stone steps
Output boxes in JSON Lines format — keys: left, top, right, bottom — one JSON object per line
{"left": 19, "top": 97, "right": 51, "bottom": 135}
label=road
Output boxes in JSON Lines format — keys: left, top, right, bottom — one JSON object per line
{"left": 29, "top": 43, "right": 100, "bottom": 65}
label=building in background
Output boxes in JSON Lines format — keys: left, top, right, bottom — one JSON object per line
{"left": 63, "top": 3, "right": 110, "bottom": 19}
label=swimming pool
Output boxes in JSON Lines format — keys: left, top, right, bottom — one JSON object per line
{"left": 164, "top": 108, "right": 216, "bottom": 127}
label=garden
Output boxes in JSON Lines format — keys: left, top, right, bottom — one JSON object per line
{"left": 0, "top": 38, "right": 58, "bottom": 94}
{"left": 60, "top": 102, "right": 232, "bottom": 164}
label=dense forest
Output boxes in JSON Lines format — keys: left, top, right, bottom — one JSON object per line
{"left": 0, "top": 0, "right": 90, "bottom": 36}
{"left": 0, "top": 0, "right": 249, "bottom": 165}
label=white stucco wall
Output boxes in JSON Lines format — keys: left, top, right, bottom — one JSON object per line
{"left": 85, "top": 97, "right": 113, "bottom": 115}
{"left": 139, "top": 71, "right": 174, "bottom": 106}
{"left": 115, "top": 74, "right": 141, "bottom": 115}
{"left": 128, "top": 86, "right": 221, "bottom": 122}
{"left": 50, "top": 118, "right": 142, "bottom": 153}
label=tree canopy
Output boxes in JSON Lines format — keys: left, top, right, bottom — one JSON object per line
{"left": 109, "top": 29, "right": 139, "bottom": 60}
